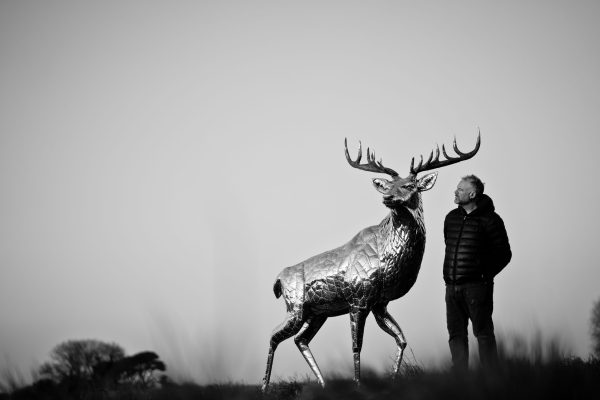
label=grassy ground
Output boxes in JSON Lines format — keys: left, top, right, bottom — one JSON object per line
{"left": 3, "top": 334, "right": 600, "bottom": 400}
{"left": 157, "top": 357, "right": 599, "bottom": 400}
{"left": 4, "top": 355, "right": 599, "bottom": 400}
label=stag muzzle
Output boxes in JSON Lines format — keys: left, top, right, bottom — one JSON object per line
{"left": 382, "top": 195, "right": 395, "bottom": 207}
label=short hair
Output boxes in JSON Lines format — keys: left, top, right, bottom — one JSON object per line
{"left": 461, "top": 174, "right": 485, "bottom": 198}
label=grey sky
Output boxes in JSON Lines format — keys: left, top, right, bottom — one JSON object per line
{"left": 1, "top": 0, "right": 599, "bottom": 383}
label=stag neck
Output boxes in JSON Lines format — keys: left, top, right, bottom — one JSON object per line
{"left": 388, "top": 193, "right": 425, "bottom": 233}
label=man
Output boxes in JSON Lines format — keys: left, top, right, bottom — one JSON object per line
{"left": 443, "top": 175, "right": 511, "bottom": 371}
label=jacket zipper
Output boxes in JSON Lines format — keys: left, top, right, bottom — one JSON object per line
{"left": 452, "top": 215, "right": 468, "bottom": 283}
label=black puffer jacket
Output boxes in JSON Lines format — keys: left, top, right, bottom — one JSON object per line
{"left": 443, "top": 194, "right": 512, "bottom": 285}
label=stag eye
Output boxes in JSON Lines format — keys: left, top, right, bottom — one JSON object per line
{"left": 402, "top": 184, "right": 415, "bottom": 190}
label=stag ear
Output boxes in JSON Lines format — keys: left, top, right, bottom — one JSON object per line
{"left": 417, "top": 172, "right": 438, "bottom": 192}
{"left": 372, "top": 178, "right": 392, "bottom": 194}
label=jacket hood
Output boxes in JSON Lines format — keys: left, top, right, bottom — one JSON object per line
{"left": 473, "top": 194, "right": 495, "bottom": 214}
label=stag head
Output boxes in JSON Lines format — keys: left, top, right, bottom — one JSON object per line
{"left": 344, "top": 132, "right": 481, "bottom": 209}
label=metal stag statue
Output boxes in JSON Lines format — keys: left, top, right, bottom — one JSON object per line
{"left": 262, "top": 133, "right": 481, "bottom": 390}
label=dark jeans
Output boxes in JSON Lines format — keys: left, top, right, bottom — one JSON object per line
{"left": 445, "top": 282, "right": 498, "bottom": 370}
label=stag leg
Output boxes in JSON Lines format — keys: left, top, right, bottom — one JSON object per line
{"left": 262, "top": 312, "right": 303, "bottom": 392}
{"left": 349, "top": 307, "right": 369, "bottom": 385}
{"left": 372, "top": 303, "right": 407, "bottom": 376}
{"left": 294, "top": 315, "right": 328, "bottom": 387}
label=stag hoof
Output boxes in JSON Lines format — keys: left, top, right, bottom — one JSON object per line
{"left": 261, "top": 380, "right": 269, "bottom": 393}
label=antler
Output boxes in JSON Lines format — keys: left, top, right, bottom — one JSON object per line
{"left": 344, "top": 138, "right": 399, "bottom": 177}
{"left": 410, "top": 130, "right": 481, "bottom": 175}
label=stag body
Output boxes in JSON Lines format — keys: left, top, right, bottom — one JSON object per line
{"left": 277, "top": 200, "right": 426, "bottom": 314}
{"left": 262, "top": 135, "right": 480, "bottom": 390}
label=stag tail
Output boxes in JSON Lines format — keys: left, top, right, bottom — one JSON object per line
{"left": 273, "top": 279, "right": 282, "bottom": 298}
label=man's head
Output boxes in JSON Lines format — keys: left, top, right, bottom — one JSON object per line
{"left": 454, "top": 175, "right": 484, "bottom": 206}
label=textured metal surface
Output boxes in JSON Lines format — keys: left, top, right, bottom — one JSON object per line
{"left": 262, "top": 135, "right": 480, "bottom": 391}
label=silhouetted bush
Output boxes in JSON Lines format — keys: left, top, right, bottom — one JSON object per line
{"left": 39, "top": 339, "right": 125, "bottom": 384}
{"left": 5, "top": 339, "right": 168, "bottom": 399}
{"left": 94, "top": 351, "right": 166, "bottom": 388}
{"left": 591, "top": 297, "right": 600, "bottom": 357}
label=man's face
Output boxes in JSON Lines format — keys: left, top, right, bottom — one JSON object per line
{"left": 454, "top": 179, "right": 476, "bottom": 205}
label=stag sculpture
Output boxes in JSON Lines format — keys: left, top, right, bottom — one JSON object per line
{"left": 262, "top": 133, "right": 481, "bottom": 390}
